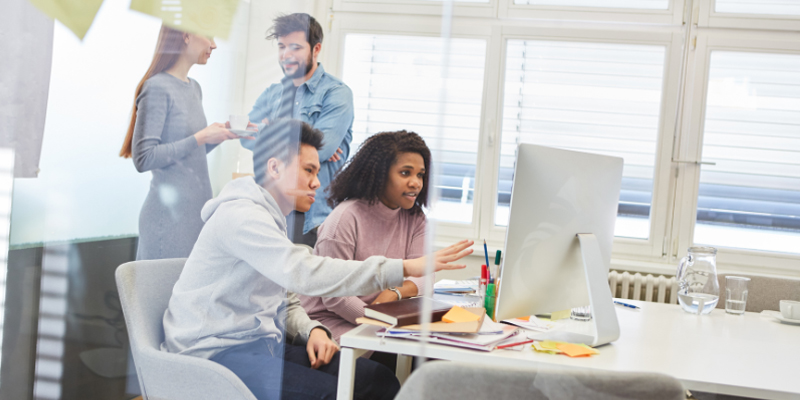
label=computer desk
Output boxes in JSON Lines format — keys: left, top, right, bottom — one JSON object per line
{"left": 336, "top": 299, "right": 800, "bottom": 400}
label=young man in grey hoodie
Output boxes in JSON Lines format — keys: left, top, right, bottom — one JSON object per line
{"left": 161, "top": 119, "right": 473, "bottom": 400}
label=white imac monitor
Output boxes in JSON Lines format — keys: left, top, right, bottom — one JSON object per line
{"left": 494, "top": 144, "right": 623, "bottom": 346}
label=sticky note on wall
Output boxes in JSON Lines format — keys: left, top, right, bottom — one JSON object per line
{"left": 442, "top": 306, "right": 481, "bottom": 323}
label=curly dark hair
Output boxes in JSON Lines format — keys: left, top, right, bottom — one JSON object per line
{"left": 327, "top": 131, "right": 431, "bottom": 215}
{"left": 267, "top": 13, "right": 323, "bottom": 48}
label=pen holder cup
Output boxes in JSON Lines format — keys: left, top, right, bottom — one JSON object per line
{"left": 484, "top": 295, "right": 496, "bottom": 321}
{"left": 484, "top": 283, "right": 496, "bottom": 320}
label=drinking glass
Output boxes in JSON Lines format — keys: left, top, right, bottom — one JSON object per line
{"left": 570, "top": 305, "right": 592, "bottom": 321}
{"left": 725, "top": 276, "right": 750, "bottom": 315}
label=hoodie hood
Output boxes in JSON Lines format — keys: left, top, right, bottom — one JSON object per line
{"left": 200, "top": 177, "right": 287, "bottom": 233}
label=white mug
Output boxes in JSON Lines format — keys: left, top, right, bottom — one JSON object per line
{"left": 229, "top": 115, "right": 249, "bottom": 131}
{"left": 779, "top": 300, "right": 800, "bottom": 320}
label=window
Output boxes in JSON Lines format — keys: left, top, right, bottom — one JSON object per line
{"left": 341, "top": 33, "right": 487, "bottom": 224}
{"left": 694, "top": 51, "right": 800, "bottom": 255}
{"left": 497, "top": 39, "right": 667, "bottom": 240}
{"left": 330, "top": 0, "right": 800, "bottom": 273}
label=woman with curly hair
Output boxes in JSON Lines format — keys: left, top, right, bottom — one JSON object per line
{"left": 298, "top": 130, "right": 432, "bottom": 345}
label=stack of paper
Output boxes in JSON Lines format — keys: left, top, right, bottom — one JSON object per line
{"left": 379, "top": 322, "right": 520, "bottom": 352}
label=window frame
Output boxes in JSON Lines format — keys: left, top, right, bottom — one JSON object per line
{"left": 672, "top": 29, "right": 800, "bottom": 276}
{"left": 332, "top": 0, "right": 499, "bottom": 18}
{"left": 698, "top": 0, "right": 800, "bottom": 31}
{"left": 498, "top": 0, "right": 684, "bottom": 25}
{"left": 480, "top": 26, "right": 686, "bottom": 265}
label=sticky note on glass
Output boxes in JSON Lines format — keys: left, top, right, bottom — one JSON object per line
{"left": 556, "top": 343, "right": 599, "bottom": 358}
{"left": 28, "top": 0, "right": 105, "bottom": 40}
{"left": 130, "top": 0, "right": 240, "bottom": 39}
{"left": 442, "top": 306, "right": 481, "bottom": 323}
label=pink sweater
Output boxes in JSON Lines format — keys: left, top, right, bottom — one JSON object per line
{"left": 298, "top": 199, "right": 428, "bottom": 342}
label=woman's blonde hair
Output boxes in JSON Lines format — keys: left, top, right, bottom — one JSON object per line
{"left": 120, "top": 25, "right": 185, "bottom": 158}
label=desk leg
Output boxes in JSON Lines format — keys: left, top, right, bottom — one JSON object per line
{"left": 336, "top": 347, "right": 367, "bottom": 400}
{"left": 396, "top": 354, "right": 413, "bottom": 385}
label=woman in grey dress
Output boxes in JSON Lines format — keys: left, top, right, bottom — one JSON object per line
{"left": 120, "top": 26, "right": 242, "bottom": 260}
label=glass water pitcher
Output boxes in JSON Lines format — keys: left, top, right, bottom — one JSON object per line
{"left": 676, "top": 247, "right": 720, "bottom": 315}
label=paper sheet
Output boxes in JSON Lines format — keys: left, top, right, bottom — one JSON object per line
{"left": 503, "top": 315, "right": 555, "bottom": 332}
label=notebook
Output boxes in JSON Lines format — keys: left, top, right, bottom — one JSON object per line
{"left": 364, "top": 297, "right": 452, "bottom": 327}
{"left": 357, "top": 307, "right": 486, "bottom": 333}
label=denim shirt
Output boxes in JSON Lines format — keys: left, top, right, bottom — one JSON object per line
{"left": 243, "top": 64, "right": 354, "bottom": 234}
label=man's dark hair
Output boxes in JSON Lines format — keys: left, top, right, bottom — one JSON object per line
{"left": 327, "top": 131, "right": 431, "bottom": 215}
{"left": 267, "top": 13, "right": 324, "bottom": 48}
{"left": 253, "top": 119, "right": 324, "bottom": 186}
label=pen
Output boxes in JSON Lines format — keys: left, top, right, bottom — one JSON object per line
{"left": 613, "top": 300, "right": 641, "bottom": 309}
{"left": 494, "top": 249, "right": 501, "bottom": 283}
{"left": 483, "top": 240, "right": 490, "bottom": 279}
{"left": 496, "top": 339, "right": 534, "bottom": 350}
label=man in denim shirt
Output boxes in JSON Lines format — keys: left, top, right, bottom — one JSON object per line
{"left": 243, "top": 13, "right": 353, "bottom": 246}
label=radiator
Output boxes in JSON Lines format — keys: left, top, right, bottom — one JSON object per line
{"left": 608, "top": 271, "right": 678, "bottom": 304}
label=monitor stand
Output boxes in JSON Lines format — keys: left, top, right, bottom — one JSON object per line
{"left": 526, "top": 233, "right": 621, "bottom": 347}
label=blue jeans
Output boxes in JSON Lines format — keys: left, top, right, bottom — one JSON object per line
{"left": 210, "top": 339, "right": 400, "bottom": 400}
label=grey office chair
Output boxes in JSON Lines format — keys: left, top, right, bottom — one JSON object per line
{"left": 394, "top": 361, "right": 686, "bottom": 400}
{"left": 716, "top": 274, "right": 800, "bottom": 313}
{"left": 115, "top": 259, "right": 257, "bottom": 400}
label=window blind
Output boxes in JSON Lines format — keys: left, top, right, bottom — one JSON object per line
{"left": 695, "top": 51, "right": 800, "bottom": 253}
{"left": 342, "top": 34, "right": 487, "bottom": 224}
{"left": 497, "top": 40, "right": 667, "bottom": 239}
{"left": 513, "top": 0, "right": 669, "bottom": 9}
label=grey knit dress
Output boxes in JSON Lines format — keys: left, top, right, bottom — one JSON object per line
{"left": 132, "top": 72, "right": 217, "bottom": 260}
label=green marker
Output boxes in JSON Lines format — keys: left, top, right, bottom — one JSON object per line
{"left": 493, "top": 250, "right": 501, "bottom": 284}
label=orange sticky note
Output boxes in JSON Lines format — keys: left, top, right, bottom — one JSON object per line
{"left": 442, "top": 306, "right": 481, "bottom": 323}
{"left": 556, "top": 343, "right": 599, "bottom": 358}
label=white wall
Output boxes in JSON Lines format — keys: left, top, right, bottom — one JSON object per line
{"left": 9, "top": 0, "right": 251, "bottom": 246}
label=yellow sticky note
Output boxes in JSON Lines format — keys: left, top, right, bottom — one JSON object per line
{"left": 28, "top": 0, "right": 105, "bottom": 40}
{"left": 551, "top": 309, "right": 571, "bottom": 320}
{"left": 442, "top": 306, "right": 481, "bottom": 323}
{"left": 532, "top": 341, "right": 562, "bottom": 354}
{"left": 540, "top": 340, "right": 561, "bottom": 350}
{"left": 130, "top": 0, "right": 240, "bottom": 39}
{"left": 556, "top": 343, "right": 599, "bottom": 358}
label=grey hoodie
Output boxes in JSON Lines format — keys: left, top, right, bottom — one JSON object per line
{"left": 161, "top": 177, "right": 404, "bottom": 359}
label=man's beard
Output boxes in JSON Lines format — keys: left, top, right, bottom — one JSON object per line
{"left": 282, "top": 53, "right": 314, "bottom": 79}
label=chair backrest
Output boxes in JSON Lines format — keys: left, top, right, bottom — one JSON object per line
{"left": 116, "top": 259, "right": 257, "bottom": 400}
{"left": 395, "top": 361, "right": 686, "bottom": 400}
{"left": 716, "top": 273, "right": 800, "bottom": 313}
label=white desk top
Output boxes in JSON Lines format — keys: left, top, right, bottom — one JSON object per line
{"left": 340, "top": 300, "right": 800, "bottom": 400}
